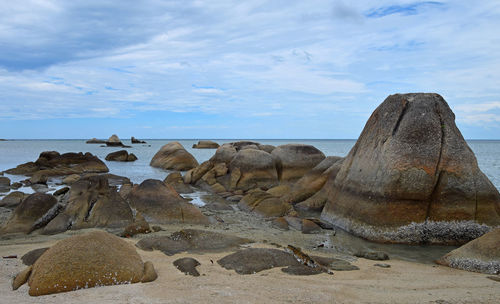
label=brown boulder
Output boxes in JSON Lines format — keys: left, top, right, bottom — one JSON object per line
{"left": 271, "top": 144, "right": 325, "bottom": 181}
{"left": 0, "top": 193, "right": 58, "bottom": 235}
{"left": 42, "top": 175, "right": 133, "bottom": 234}
{"left": 321, "top": 93, "right": 500, "bottom": 244}
{"left": 228, "top": 149, "right": 278, "bottom": 191}
{"left": 150, "top": 142, "right": 199, "bottom": 171}
{"left": 105, "top": 150, "right": 138, "bottom": 162}
{"left": 127, "top": 179, "right": 209, "bottom": 225}
{"left": 192, "top": 140, "right": 220, "bottom": 149}
{"left": 164, "top": 172, "right": 193, "bottom": 194}
{"left": 238, "top": 190, "right": 291, "bottom": 217}
{"left": 0, "top": 191, "right": 27, "bottom": 208}
{"left": 19, "top": 231, "right": 156, "bottom": 296}
{"left": 437, "top": 228, "right": 500, "bottom": 274}
{"left": 106, "top": 134, "right": 124, "bottom": 147}
{"left": 121, "top": 213, "right": 151, "bottom": 237}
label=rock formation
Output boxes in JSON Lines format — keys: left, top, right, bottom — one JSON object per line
{"left": 437, "top": 228, "right": 500, "bottom": 274}
{"left": 126, "top": 179, "right": 209, "bottom": 225}
{"left": 105, "top": 150, "right": 138, "bottom": 162}
{"left": 320, "top": 93, "right": 500, "bottom": 244}
{"left": 85, "top": 138, "right": 105, "bottom": 144}
{"left": 150, "top": 142, "right": 199, "bottom": 171}
{"left": 105, "top": 134, "right": 124, "bottom": 147}
{"left": 13, "top": 231, "right": 157, "bottom": 296}
{"left": 271, "top": 144, "right": 325, "bottom": 181}
{"left": 5, "top": 151, "right": 109, "bottom": 178}
{"left": 0, "top": 176, "right": 10, "bottom": 192}
{"left": 131, "top": 136, "right": 146, "bottom": 144}
{"left": 192, "top": 140, "right": 219, "bottom": 149}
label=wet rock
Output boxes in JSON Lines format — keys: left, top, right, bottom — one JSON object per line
{"left": 0, "top": 193, "right": 58, "bottom": 235}
{"left": 436, "top": 228, "right": 500, "bottom": 274}
{"left": 238, "top": 190, "right": 291, "bottom": 217}
{"left": 131, "top": 136, "right": 146, "bottom": 144}
{"left": 127, "top": 179, "right": 209, "bottom": 225}
{"left": 42, "top": 175, "right": 133, "bottom": 234}
{"left": 150, "top": 142, "right": 199, "bottom": 171}
{"left": 192, "top": 140, "right": 219, "bottom": 149}
{"left": 0, "top": 191, "right": 26, "bottom": 208}
{"left": 21, "top": 247, "right": 49, "bottom": 266}
{"left": 354, "top": 251, "right": 390, "bottom": 261}
{"left": 164, "top": 172, "right": 193, "bottom": 194}
{"left": 52, "top": 187, "right": 69, "bottom": 196}
{"left": 173, "top": 257, "right": 201, "bottom": 276}
{"left": 86, "top": 138, "right": 105, "bottom": 144}
{"left": 218, "top": 248, "right": 299, "bottom": 274}
{"left": 30, "top": 173, "right": 47, "bottom": 185}
{"left": 105, "top": 150, "right": 138, "bottom": 162}
{"left": 31, "top": 183, "right": 49, "bottom": 193}
{"left": 321, "top": 93, "right": 500, "bottom": 244}
{"left": 10, "top": 182, "right": 22, "bottom": 190}
{"left": 19, "top": 231, "right": 156, "bottom": 296}
{"left": 136, "top": 229, "right": 252, "bottom": 256}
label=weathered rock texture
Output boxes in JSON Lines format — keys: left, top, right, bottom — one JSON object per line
{"left": 0, "top": 193, "right": 57, "bottom": 235}
{"left": 105, "top": 150, "right": 138, "bottom": 162}
{"left": 5, "top": 151, "right": 108, "bottom": 177}
{"left": 150, "top": 142, "right": 199, "bottom": 171}
{"left": 437, "top": 228, "right": 500, "bottom": 274}
{"left": 127, "top": 179, "right": 209, "bottom": 225}
{"left": 18, "top": 231, "right": 156, "bottom": 296}
{"left": 192, "top": 140, "right": 219, "bottom": 149}
{"left": 42, "top": 175, "right": 133, "bottom": 234}
{"left": 321, "top": 93, "right": 500, "bottom": 244}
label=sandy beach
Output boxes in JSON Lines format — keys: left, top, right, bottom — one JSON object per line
{"left": 1, "top": 221, "right": 499, "bottom": 304}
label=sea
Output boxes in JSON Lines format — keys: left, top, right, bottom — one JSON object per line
{"left": 1, "top": 139, "right": 499, "bottom": 193}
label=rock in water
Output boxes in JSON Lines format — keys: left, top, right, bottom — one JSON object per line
{"left": 127, "top": 179, "right": 209, "bottom": 225}
{"left": 150, "top": 142, "right": 199, "bottom": 171}
{"left": 320, "top": 93, "right": 500, "bottom": 244}
{"left": 106, "top": 134, "right": 124, "bottom": 147}
{"left": 105, "top": 150, "right": 138, "bottom": 162}
{"left": 436, "top": 228, "right": 500, "bottom": 274}
{"left": 192, "top": 140, "right": 219, "bottom": 149}
{"left": 19, "top": 231, "right": 156, "bottom": 296}
{"left": 131, "top": 136, "right": 146, "bottom": 144}
{"left": 86, "top": 138, "right": 105, "bottom": 144}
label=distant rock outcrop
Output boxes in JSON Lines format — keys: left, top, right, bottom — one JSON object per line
{"left": 106, "top": 134, "right": 124, "bottom": 147}
{"left": 13, "top": 231, "right": 157, "bottom": 296}
{"left": 436, "top": 228, "right": 500, "bottom": 274}
{"left": 105, "top": 150, "right": 138, "bottom": 162}
{"left": 131, "top": 136, "right": 146, "bottom": 144}
{"left": 86, "top": 138, "right": 105, "bottom": 144}
{"left": 192, "top": 140, "right": 219, "bottom": 149}
{"left": 320, "top": 93, "right": 500, "bottom": 244}
{"left": 150, "top": 142, "right": 199, "bottom": 171}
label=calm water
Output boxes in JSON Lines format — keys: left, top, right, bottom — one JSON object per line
{"left": 1, "top": 139, "right": 499, "bottom": 190}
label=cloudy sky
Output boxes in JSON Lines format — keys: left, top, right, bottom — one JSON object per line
{"left": 0, "top": 0, "right": 499, "bottom": 139}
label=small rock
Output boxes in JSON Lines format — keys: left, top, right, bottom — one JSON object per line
{"left": 354, "top": 251, "right": 390, "bottom": 261}
{"left": 173, "top": 257, "right": 201, "bottom": 276}
{"left": 301, "top": 219, "right": 322, "bottom": 234}
{"left": 374, "top": 263, "right": 391, "bottom": 268}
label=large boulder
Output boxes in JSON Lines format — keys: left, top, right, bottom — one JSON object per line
{"left": 106, "top": 134, "right": 124, "bottom": 147}
{"left": 321, "top": 93, "right": 500, "bottom": 244}
{"left": 228, "top": 149, "right": 278, "bottom": 191}
{"left": 105, "top": 150, "right": 138, "bottom": 162}
{"left": 164, "top": 172, "right": 193, "bottom": 194}
{"left": 127, "top": 179, "right": 209, "bottom": 225}
{"left": 43, "top": 175, "right": 133, "bottom": 234}
{"left": 0, "top": 176, "right": 10, "bottom": 192}
{"left": 437, "top": 228, "right": 500, "bottom": 274}
{"left": 5, "top": 151, "right": 109, "bottom": 177}
{"left": 192, "top": 140, "right": 219, "bottom": 149}
{"left": 150, "top": 142, "right": 199, "bottom": 171}
{"left": 282, "top": 156, "right": 343, "bottom": 205}
{"left": 0, "top": 193, "right": 57, "bottom": 235}
{"left": 271, "top": 144, "right": 326, "bottom": 181}
{"left": 0, "top": 191, "right": 27, "bottom": 208}
{"left": 16, "top": 231, "right": 156, "bottom": 296}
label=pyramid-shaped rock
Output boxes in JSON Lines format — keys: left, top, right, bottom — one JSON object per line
{"left": 321, "top": 93, "right": 500, "bottom": 244}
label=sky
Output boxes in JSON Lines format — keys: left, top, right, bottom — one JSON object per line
{"left": 0, "top": 0, "right": 499, "bottom": 139}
